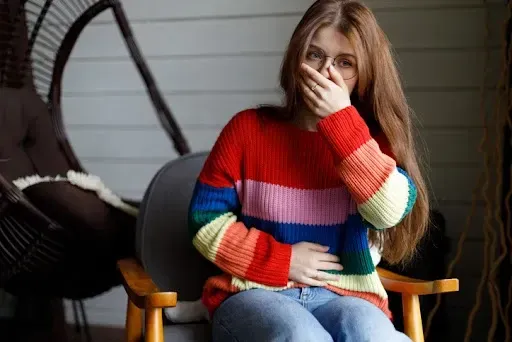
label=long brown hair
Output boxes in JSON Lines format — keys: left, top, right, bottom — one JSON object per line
{"left": 262, "top": 0, "right": 430, "bottom": 265}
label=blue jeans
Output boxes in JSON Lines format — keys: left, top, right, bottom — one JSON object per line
{"left": 212, "top": 287, "right": 411, "bottom": 342}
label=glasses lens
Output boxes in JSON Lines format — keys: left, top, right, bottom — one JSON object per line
{"left": 334, "top": 56, "right": 357, "bottom": 80}
{"left": 341, "top": 67, "right": 356, "bottom": 80}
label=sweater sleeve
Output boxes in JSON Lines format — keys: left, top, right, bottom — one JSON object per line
{"left": 188, "top": 110, "right": 292, "bottom": 287}
{"left": 317, "top": 106, "right": 417, "bottom": 230}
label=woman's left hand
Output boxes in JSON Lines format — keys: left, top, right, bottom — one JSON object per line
{"left": 299, "top": 63, "right": 352, "bottom": 118}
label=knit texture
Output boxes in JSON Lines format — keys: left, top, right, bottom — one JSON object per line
{"left": 188, "top": 106, "right": 417, "bottom": 319}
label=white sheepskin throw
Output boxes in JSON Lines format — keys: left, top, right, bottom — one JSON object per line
{"left": 12, "top": 170, "right": 138, "bottom": 216}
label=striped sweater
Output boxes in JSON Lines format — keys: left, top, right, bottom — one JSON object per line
{"left": 188, "top": 106, "right": 417, "bottom": 319}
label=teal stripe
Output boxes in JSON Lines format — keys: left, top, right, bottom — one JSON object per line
{"left": 189, "top": 211, "right": 225, "bottom": 237}
{"left": 397, "top": 167, "right": 417, "bottom": 220}
{"left": 340, "top": 249, "right": 375, "bottom": 275}
{"left": 324, "top": 249, "right": 375, "bottom": 276}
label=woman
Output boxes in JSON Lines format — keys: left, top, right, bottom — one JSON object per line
{"left": 188, "top": 0, "right": 429, "bottom": 340}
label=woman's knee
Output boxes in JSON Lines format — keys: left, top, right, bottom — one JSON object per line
{"left": 313, "top": 296, "right": 411, "bottom": 342}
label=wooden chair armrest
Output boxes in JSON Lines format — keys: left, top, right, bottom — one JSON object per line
{"left": 117, "top": 258, "right": 177, "bottom": 309}
{"left": 377, "top": 267, "right": 459, "bottom": 295}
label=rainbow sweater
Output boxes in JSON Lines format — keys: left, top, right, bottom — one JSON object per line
{"left": 188, "top": 106, "right": 416, "bottom": 319}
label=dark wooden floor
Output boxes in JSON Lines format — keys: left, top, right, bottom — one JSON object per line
{"left": 67, "top": 325, "right": 124, "bottom": 342}
{"left": 0, "top": 295, "right": 126, "bottom": 342}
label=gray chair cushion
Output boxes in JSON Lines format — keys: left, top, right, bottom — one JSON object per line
{"left": 136, "top": 151, "right": 220, "bottom": 301}
{"left": 164, "top": 323, "right": 211, "bottom": 341}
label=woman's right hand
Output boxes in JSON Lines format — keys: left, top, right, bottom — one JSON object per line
{"left": 289, "top": 242, "right": 343, "bottom": 286}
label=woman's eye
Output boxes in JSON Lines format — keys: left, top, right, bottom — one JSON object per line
{"left": 337, "top": 59, "right": 353, "bottom": 67}
{"left": 307, "top": 51, "right": 322, "bottom": 60}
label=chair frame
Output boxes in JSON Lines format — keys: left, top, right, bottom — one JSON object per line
{"left": 118, "top": 257, "right": 459, "bottom": 342}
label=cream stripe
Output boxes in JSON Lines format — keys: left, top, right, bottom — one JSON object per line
{"left": 231, "top": 276, "right": 293, "bottom": 291}
{"left": 231, "top": 272, "right": 387, "bottom": 299}
{"left": 358, "top": 168, "right": 410, "bottom": 229}
{"left": 192, "top": 213, "right": 237, "bottom": 262}
{"left": 326, "top": 272, "right": 388, "bottom": 299}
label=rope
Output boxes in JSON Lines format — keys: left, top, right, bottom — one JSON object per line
{"left": 425, "top": 1, "right": 512, "bottom": 341}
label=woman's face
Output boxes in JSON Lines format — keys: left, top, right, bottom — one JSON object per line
{"left": 303, "top": 25, "right": 358, "bottom": 94}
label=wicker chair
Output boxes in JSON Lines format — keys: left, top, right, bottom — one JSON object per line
{"left": 0, "top": 0, "right": 188, "bottom": 340}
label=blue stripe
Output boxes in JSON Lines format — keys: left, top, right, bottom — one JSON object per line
{"left": 189, "top": 181, "right": 240, "bottom": 213}
{"left": 342, "top": 215, "right": 373, "bottom": 253}
{"left": 241, "top": 214, "right": 370, "bottom": 255}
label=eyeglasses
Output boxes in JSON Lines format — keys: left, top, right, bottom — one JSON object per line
{"left": 304, "top": 49, "right": 357, "bottom": 80}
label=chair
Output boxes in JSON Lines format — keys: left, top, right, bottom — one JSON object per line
{"left": 118, "top": 151, "right": 460, "bottom": 342}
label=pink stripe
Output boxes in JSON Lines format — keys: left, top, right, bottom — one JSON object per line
{"left": 235, "top": 180, "right": 356, "bottom": 225}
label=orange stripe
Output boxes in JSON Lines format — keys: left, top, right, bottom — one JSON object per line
{"left": 339, "top": 139, "right": 395, "bottom": 203}
{"left": 214, "top": 222, "right": 259, "bottom": 277}
{"left": 204, "top": 274, "right": 239, "bottom": 293}
{"left": 202, "top": 274, "right": 238, "bottom": 317}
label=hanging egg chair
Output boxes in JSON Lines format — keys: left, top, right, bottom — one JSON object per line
{"left": 0, "top": 0, "right": 189, "bottom": 302}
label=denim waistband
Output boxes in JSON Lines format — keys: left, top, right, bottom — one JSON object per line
{"left": 279, "top": 287, "right": 340, "bottom": 312}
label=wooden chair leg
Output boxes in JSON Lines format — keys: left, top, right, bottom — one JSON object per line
{"left": 126, "top": 299, "right": 143, "bottom": 342}
{"left": 145, "top": 307, "right": 164, "bottom": 342}
{"left": 402, "top": 294, "right": 424, "bottom": 342}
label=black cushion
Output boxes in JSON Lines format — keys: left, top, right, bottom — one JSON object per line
{"left": 0, "top": 88, "right": 70, "bottom": 181}
{"left": 4, "top": 180, "right": 136, "bottom": 299}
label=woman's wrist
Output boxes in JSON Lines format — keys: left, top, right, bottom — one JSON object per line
{"left": 317, "top": 105, "right": 371, "bottom": 159}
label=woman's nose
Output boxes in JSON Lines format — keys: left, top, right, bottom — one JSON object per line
{"left": 318, "top": 59, "right": 332, "bottom": 79}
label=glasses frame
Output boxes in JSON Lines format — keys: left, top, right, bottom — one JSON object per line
{"left": 305, "top": 51, "right": 358, "bottom": 81}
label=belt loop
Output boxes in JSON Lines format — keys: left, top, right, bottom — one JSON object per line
{"left": 300, "top": 287, "right": 310, "bottom": 300}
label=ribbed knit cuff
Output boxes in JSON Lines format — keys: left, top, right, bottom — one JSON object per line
{"left": 317, "top": 106, "right": 372, "bottom": 160}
